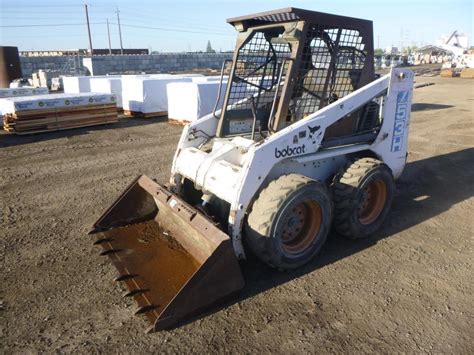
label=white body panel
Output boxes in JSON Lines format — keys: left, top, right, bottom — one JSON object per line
{"left": 170, "top": 69, "right": 414, "bottom": 258}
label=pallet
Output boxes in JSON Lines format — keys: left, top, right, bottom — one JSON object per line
{"left": 5, "top": 119, "right": 118, "bottom": 135}
{"left": 4, "top": 113, "right": 118, "bottom": 130}
{"left": 5, "top": 103, "right": 117, "bottom": 118}
{"left": 460, "top": 68, "right": 474, "bottom": 79}
{"left": 4, "top": 107, "right": 117, "bottom": 123}
{"left": 123, "top": 110, "right": 167, "bottom": 119}
{"left": 440, "top": 69, "right": 456, "bottom": 78}
{"left": 2, "top": 103, "right": 118, "bottom": 135}
{"left": 168, "top": 118, "right": 191, "bottom": 126}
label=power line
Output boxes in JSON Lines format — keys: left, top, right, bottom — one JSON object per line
{"left": 0, "top": 22, "right": 106, "bottom": 28}
{"left": 0, "top": 21, "right": 232, "bottom": 36}
{"left": 0, "top": 16, "right": 233, "bottom": 34}
{"left": 0, "top": 16, "right": 71, "bottom": 20}
{"left": 2, "top": 33, "right": 108, "bottom": 39}
{"left": 0, "top": 1, "right": 83, "bottom": 7}
{"left": 1, "top": 6, "right": 232, "bottom": 34}
{"left": 0, "top": 10, "right": 87, "bottom": 14}
{"left": 104, "top": 5, "right": 233, "bottom": 34}
{"left": 0, "top": 12, "right": 110, "bottom": 19}
{"left": 111, "top": 23, "right": 234, "bottom": 36}
{"left": 119, "top": 14, "right": 233, "bottom": 33}
{"left": 0, "top": 16, "right": 85, "bottom": 20}
{"left": 117, "top": 9, "right": 230, "bottom": 29}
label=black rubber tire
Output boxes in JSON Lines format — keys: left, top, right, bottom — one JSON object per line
{"left": 244, "top": 174, "right": 332, "bottom": 270}
{"left": 333, "top": 157, "right": 395, "bottom": 239}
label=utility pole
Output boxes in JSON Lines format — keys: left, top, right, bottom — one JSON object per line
{"left": 106, "top": 19, "right": 112, "bottom": 55}
{"left": 116, "top": 6, "right": 124, "bottom": 55}
{"left": 84, "top": 3, "right": 93, "bottom": 56}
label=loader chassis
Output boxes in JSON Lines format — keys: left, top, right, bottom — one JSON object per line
{"left": 172, "top": 67, "right": 413, "bottom": 259}
{"left": 171, "top": 8, "right": 411, "bottom": 259}
{"left": 92, "top": 8, "right": 414, "bottom": 331}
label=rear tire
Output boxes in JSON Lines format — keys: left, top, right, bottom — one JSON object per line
{"left": 333, "top": 157, "right": 395, "bottom": 239}
{"left": 244, "top": 174, "right": 332, "bottom": 270}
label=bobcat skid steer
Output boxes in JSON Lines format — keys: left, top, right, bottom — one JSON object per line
{"left": 90, "top": 7, "right": 414, "bottom": 332}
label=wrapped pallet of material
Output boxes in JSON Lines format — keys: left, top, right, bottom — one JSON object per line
{"left": 179, "top": 74, "right": 205, "bottom": 78}
{"left": 1, "top": 92, "right": 118, "bottom": 135}
{"left": 191, "top": 75, "right": 227, "bottom": 82}
{"left": 90, "top": 77, "right": 123, "bottom": 108}
{"left": 166, "top": 76, "right": 272, "bottom": 125}
{"left": 0, "top": 86, "right": 49, "bottom": 98}
{"left": 62, "top": 76, "right": 92, "bottom": 93}
{"left": 167, "top": 81, "right": 228, "bottom": 124}
{"left": 134, "top": 74, "right": 172, "bottom": 78}
{"left": 121, "top": 76, "right": 193, "bottom": 118}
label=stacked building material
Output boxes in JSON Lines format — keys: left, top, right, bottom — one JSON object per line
{"left": 166, "top": 76, "right": 269, "bottom": 124}
{"left": 1, "top": 93, "right": 117, "bottom": 135}
{"left": 121, "top": 76, "right": 192, "bottom": 118}
{"left": 32, "top": 70, "right": 61, "bottom": 89}
{"left": 167, "top": 80, "right": 228, "bottom": 124}
{"left": 62, "top": 76, "right": 93, "bottom": 93}
{"left": 0, "top": 87, "right": 49, "bottom": 98}
{"left": 188, "top": 75, "right": 224, "bottom": 83}
{"left": 90, "top": 77, "right": 123, "bottom": 109}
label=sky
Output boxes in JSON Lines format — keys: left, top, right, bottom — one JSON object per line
{"left": 0, "top": 0, "right": 473, "bottom": 52}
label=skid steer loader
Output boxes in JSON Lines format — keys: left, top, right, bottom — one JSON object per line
{"left": 90, "top": 7, "right": 414, "bottom": 332}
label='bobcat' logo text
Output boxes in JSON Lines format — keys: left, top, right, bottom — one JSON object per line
{"left": 275, "top": 144, "right": 306, "bottom": 158}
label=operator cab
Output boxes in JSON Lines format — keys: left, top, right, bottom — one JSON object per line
{"left": 216, "top": 7, "right": 380, "bottom": 146}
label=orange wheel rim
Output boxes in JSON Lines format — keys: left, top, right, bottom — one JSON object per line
{"left": 358, "top": 179, "right": 387, "bottom": 225}
{"left": 281, "top": 200, "right": 322, "bottom": 256}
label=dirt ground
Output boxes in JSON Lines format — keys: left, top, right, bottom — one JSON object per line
{"left": 1, "top": 76, "right": 473, "bottom": 353}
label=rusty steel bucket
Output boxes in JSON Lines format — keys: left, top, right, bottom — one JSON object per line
{"left": 89, "top": 175, "right": 245, "bottom": 332}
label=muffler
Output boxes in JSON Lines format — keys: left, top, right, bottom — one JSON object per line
{"left": 90, "top": 175, "right": 244, "bottom": 332}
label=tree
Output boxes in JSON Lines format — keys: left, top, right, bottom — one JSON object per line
{"left": 206, "top": 40, "right": 216, "bottom": 53}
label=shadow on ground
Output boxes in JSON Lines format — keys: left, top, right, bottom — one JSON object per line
{"left": 411, "top": 103, "right": 453, "bottom": 111}
{"left": 0, "top": 116, "right": 167, "bottom": 148}
{"left": 176, "top": 147, "right": 474, "bottom": 329}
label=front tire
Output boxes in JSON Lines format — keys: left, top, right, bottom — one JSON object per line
{"left": 333, "top": 157, "right": 395, "bottom": 239}
{"left": 244, "top": 174, "right": 332, "bottom": 270}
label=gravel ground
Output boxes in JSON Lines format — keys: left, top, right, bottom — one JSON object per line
{"left": 1, "top": 76, "right": 473, "bottom": 353}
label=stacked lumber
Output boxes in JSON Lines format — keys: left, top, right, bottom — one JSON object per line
{"left": 1, "top": 93, "right": 118, "bottom": 135}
